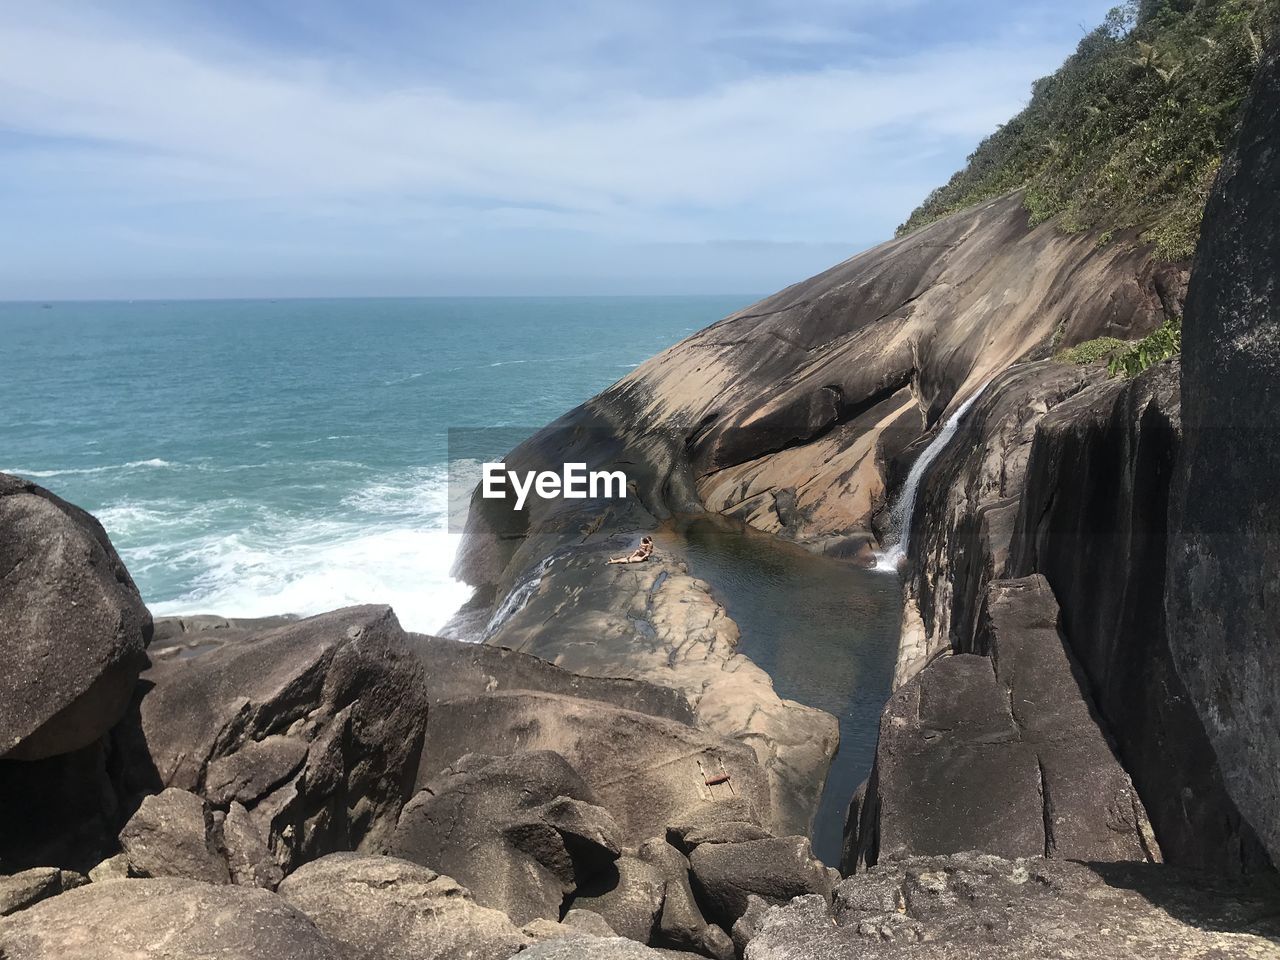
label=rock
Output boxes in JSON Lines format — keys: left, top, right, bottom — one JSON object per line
{"left": 406, "top": 632, "right": 695, "bottom": 724}
{"left": 0, "top": 475, "right": 152, "bottom": 762}
{"left": 848, "top": 577, "right": 1157, "bottom": 871}
{"left": 563, "top": 908, "right": 619, "bottom": 936}
{"left": 572, "top": 856, "right": 665, "bottom": 943}
{"left": 204, "top": 735, "right": 309, "bottom": 807}
{"left": 636, "top": 837, "right": 732, "bottom": 959}
{"left": 0, "top": 868, "right": 86, "bottom": 916}
{"left": 689, "top": 836, "right": 832, "bottom": 929}
{"left": 667, "top": 798, "right": 767, "bottom": 854}
{"left": 115, "top": 606, "right": 428, "bottom": 871}
{"left": 731, "top": 894, "right": 772, "bottom": 956}
{"left": 391, "top": 751, "right": 621, "bottom": 925}
{"left": 117, "top": 787, "right": 229, "bottom": 885}
{"left": 277, "top": 853, "right": 528, "bottom": 960}
{"left": 517, "top": 937, "right": 679, "bottom": 959}
{"left": 739, "top": 853, "right": 1280, "bottom": 958}
{"left": 420, "top": 690, "right": 770, "bottom": 847}
{"left": 87, "top": 854, "right": 131, "bottom": 883}
{"left": 221, "top": 801, "right": 283, "bottom": 889}
{"left": 1168, "top": 45, "right": 1280, "bottom": 867}
{"left": 0, "top": 877, "right": 343, "bottom": 959}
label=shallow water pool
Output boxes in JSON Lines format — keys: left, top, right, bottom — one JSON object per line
{"left": 664, "top": 516, "right": 902, "bottom": 867}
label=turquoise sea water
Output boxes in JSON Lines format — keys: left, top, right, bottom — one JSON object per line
{"left": 0, "top": 296, "right": 750, "bottom": 630}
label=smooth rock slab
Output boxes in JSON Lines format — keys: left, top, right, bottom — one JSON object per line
{"left": 0, "top": 878, "right": 342, "bottom": 960}
{"left": 278, "top": 853, "right": 528, "bottom": 960}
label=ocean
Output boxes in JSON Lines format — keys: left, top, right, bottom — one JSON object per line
{"left": 0, "top": 296, "right": 751, "bottom": 632}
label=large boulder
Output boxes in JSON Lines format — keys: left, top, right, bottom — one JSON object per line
{"left": 1167, "top": 45, "right": 1280, "bottom": 865}
{"left": 0, "top": 878, "right": 342, "bottom": 959}
{"left": 420, "top": 689, "right": 771, "bottom": 846}
{"left": 846, "top": 576, "right": 1157, "bottom": 871}
{"left": 117, "top": 787, "right": 229, "bottom": 885}
{"left": 0, "top": 474, "right": 152, "bottom": 760}
{"left": 115, "top": 606, "right": 428, "bottom": 872}
{"left": 739, "top": 853, "right": 1280, "bottom": 958}
{"left": 635, "top": 837, "right": 734, "bottom": 959}
{"left": 572, "top": 856, "right": 665, "bottom": 944}
{"left": 278, "top": 853, "right": 528, "bottom": 960}
{"left": 689, "top": 836, "right": 832, "bottom": 929}
{"left": 390, "top": 751, "right": 621, "bottom": 925}
{"left": 0, "top": 869, "right": 86, "bottom": 917}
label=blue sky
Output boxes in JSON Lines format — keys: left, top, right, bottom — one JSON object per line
{"left": 0, "top": 1, "right": 1117, "bottom": 299}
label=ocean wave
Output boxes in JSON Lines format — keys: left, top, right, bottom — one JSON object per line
{"left": 147, "top": 524, "right": 471, "bottom": 634}
{"left": 2, "top": 458, "right": 174, "bottom": 478}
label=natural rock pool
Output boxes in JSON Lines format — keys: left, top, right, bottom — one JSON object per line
{"left": 660, "top": 516, "right": 902, "bottom": 865}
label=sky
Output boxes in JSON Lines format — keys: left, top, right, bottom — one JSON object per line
{"left": 0, "top": 1, "right": 1118, "bottom": 300}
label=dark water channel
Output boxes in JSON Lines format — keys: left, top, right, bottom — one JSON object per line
{"left": 663, "top": 516, "right": 902, "bottom": 867}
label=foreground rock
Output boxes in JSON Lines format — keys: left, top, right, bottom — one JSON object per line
{"left": 848, "top": 576, "right": 1157, "bottom": 870}
{"left": 115, "top": 605, "right": 428, "bottom": 872}
{"left": 741, "top": 853, "right": 1280, "bottom": 959}
{"left": 1168, "top": 45, "right": 1280, "bottom": 867}
{"left": 117, "top": 788, "right": 229, "bottom": 884}
{"left": 688, "top": 836, "right": 832, "bottom": 929}
{"left": 0, "top": 878, "right": 342, "bottom": 959}
{"left": 0, "top": 473, "right": 152, "bottom": 761}
{"left": 419, "top": 687, "right": 771, "bottom": 846}
{"left": 278, "top": 853, "right": 528, "bottom": 960}
{"left": 391, "top": 751, "right": 621, "bottom": 925}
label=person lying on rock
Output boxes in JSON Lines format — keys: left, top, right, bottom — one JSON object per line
{"left": 607, "top": 535, "right": 654, "bottom": 564}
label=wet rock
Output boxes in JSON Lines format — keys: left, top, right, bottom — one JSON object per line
{"left": 420, "top": 689, "right": 770, "bottom": 846}
{"left": 390, "top": 751, "right": 620, "bottom": 925}
{"left": 0, "top": 474, "right": 152, "bottom": 763}
{"left": 116, "top": 606, "right": 428, "bottom": 872}
{"left": 1168, "top": 45, "right": 1280, "bottom": 867}
{"left": 118, "top": 787, "right": 229, "bottom": 885}
{"left": 689, "top": 836, "right": 832, "bottom": 929}
{"left": 278, "top": 853, "right": 528, "bottom": 960}
{"left": 0, "top": 878, "right": 342, "bottom": 959}
{"left": 0, "top": 868, "right": 86, "bottom": 916}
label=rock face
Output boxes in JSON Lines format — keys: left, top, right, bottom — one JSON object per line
{"left": 847, "top": 576, "right": 1157, "bottom": 871}
{"left": 0, "top": 473, "right": 152, "bottom": 761}
{"left": 0, "top": 878, "right": 343, "bottom": 960}
{"left": 419, "top": 688, "right": 771, "bottom": 846}
{"left": 391, "top": 751, "right": 621, "bottom": 925}
{"left": 741, "top": 853, "right": 1280, "bottom": 959}
{"left": 278, "top": 853, "right": 528, "bottom": 960}
{"left": 115, "top": 606, "right": 428, "bottom": 872}
{"left": 1167, "top": 45, "right": 1280, "bottom": 867}
{"left": 117, "top": 788, "right": 229, "bottom": 885}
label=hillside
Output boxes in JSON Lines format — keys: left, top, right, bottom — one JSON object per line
{"left": 899, "top": 0, "right": 1278, "bottom": 260}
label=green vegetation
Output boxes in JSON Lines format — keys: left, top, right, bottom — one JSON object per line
{"left": 899, "top": 0, "right": 1279, "bottom": 260}
{"left": 1054, "top": 317, "right": 1183, "bottom": 375}
{"left": 1056, "top": 336, "right": 1129, "bottom": 366}
{"left": 1108, "top": 315, "right": 1183, "bottom": 376}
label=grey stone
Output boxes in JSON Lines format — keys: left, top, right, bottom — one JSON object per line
{"left": 204, "top": 735, "right": 309, "bottom": 807}
{"left": 278, "top": 853, "right": 528, "bottom": 960}
{"left": 689, "top": 836, "right": 832, "bottom": 929}
{"left": 572, "top": 856, "right": 665, "bottom": 943}
{"left": 0, "top": 474, "right": 152, "bottom": 762}
{"left": 0, "top": 877, "right": 342, "bottom": 959}
{"left": 636, "top": 837, "right": 730, "bottom": 958}
{"left": 391, "top": 751, "right": 620, "bottom": 925}
{"left": 118, "top": 788, "right": 229, "bottom": 885}
{"left": 221, "top": 801, "right": 283, "bottom": 889}
{"left": 0, "top": 868, "right": 86, "bottom": 916}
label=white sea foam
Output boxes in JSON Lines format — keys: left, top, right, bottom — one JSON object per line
{"left": 111, "top": 464, "right": 473, "bottom": 635}
{"left": 3, "top": 458, "right": 173, "bottom": 478}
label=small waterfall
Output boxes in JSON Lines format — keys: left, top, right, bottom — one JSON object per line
{"left": 874, "top": 378, "right": 996, "bottom": 572}
{"left": 482, "top": 554, "right": 555, "bottom": 639}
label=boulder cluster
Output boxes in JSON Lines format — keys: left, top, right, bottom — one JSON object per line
{"left": 0, "top": 473, "right": 836, "bottom": 960}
